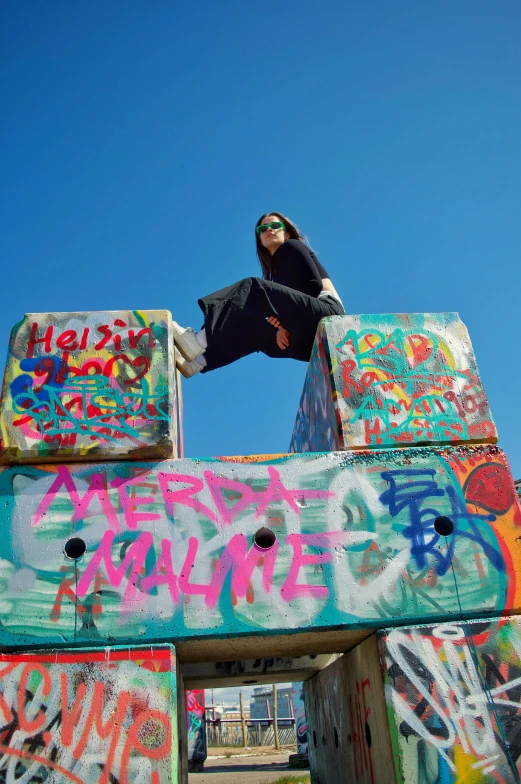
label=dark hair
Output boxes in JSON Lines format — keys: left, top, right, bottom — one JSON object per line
{"left": 255, "top": 212, "right": 303, "bottom": 279}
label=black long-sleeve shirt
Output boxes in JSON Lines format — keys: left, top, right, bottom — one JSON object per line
{"left": 270, "top": 239, "right": 330, "bottom": 298}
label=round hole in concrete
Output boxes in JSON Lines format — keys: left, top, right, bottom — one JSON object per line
{"left": 313, "top": 731, "right": 317, "bottom": 748}
{"left": 434, "top": 516, "right": 454, "bottom": 537}
{"left": 334, "top": 727, "right": 339, "bottom": 748}
{"left": 63, "top": 537, "right": 86, "bottom": 560}
{"left": 253, "top": 527, "right": 276, "bottom": 550}
{"left": 365, "top": 721, "right": 372, "bottom": 748}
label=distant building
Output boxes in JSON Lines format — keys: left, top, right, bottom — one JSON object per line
{"left": 249, "top": 686, "right": 294, "bottom": 726}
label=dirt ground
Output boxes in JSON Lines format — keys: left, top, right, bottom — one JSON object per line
{"left": 188, "top": 750, "right": 309, "bottom": 784}
{"left": 207, "top": 745, "right": 296, "bottom": 758}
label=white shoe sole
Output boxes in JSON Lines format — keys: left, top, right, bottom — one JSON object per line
{"left": 172, "top": 322, "right": 204, "bottom": 362}
{"left": 176, "top": 353, "right": 202, "bottom": 378}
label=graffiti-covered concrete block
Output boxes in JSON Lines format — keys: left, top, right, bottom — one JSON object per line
{"left": 0, "top": 644, "right": 178, "bottom": 782}
{"left": 379, "top": 616, "right": 521, "bottom": 782}
{"left": 0, "top": 445, "right": 519, "bottom": 655}
{"left": 304, "top": 636, "right": 395, "bottom": 783}
{"left": 186, "top": 689, "right": 207, "bottom": 767}
{"left": 290, "top": 313, "right": 497, "bottom": 452}
{"left": 0, "top": 310, "right": 182, "bottom": 464}
{"left": 292, "top": 681, "right": 308, "bottom": 758}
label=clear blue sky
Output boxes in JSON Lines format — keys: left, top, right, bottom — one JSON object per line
{"left": 2, "top": 1, "right": 520, "bottom": 477}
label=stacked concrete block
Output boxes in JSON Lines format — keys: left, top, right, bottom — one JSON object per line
{"left": 305, "top": 616, "right": 521, "bottom": 782}
{"left": 304, "top": 636, "right": 395, "bottom": 783}
{"left": 290, "top": 312, "right": 497, "bottom": 452}
{"left": 0, "top": 310, "right": 183, "bottom": 463}
{"left": 295, "top": 313, "right": 521, "bottom": 783}
{"left": 0, "top": 644, "right": 178, "bottom": 782}
{"left": 289, "top": 680, "right": 309, "bottom": 767}
{"left": 186, "top": 689, "right": 207, "bottom": 771}
{"left": 0, "top": 308, "right": 517, "bottom": 782}
{"left": 0, "top": 309, "right": 186, "bottom": 782}
{"left": 380, "top": 616, "right": 521, "bottom": 782}
{"left": 0, "top": 446, "right": 519, "bottom": 655}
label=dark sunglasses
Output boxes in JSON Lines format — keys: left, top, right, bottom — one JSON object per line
{"left": 256, "top": 221, "right": 286, "bottom": 235}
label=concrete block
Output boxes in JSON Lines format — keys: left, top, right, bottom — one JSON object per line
{"left": 292, "top": 681, "right": 309, "bottom": 757}
{"left": 379, "top": 615, "right": 521, "bottom": 782}
{"left": 177, "top": 667, "right": 188, "bottom": 783}
{"left": 182, "top": 654, "right": 342, "bottom": 689}
{"left": 0, "top": 310, "right": 182, "bottom": 464}
{"left": 304, "top": 635, "right": 395, "bottom": 784}
{"left": 0, "top": 445, "right": 519, "bottom": 655}
{"left": 290, "top": 313, "right": 497, "bottom": 452}
{"left": 0, "top": 644, "right": 178, "bottom": 782}
{"left": 187, "top": 689, "right": 207, "bottom": 763}
{"left": 288, "top": 753, "right": 309, "bottom": 768}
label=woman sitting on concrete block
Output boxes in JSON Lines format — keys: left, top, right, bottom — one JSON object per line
{"left": 173, "top": 212, "right": 344, "bottom": 377}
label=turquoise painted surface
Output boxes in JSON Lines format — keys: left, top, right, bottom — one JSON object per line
{"left": 0, "top": 644, "right": 177, "bottom": 782}
{"left": 0, "top": 446, "right": 518, "bottom": 648}
{"left": 290, "top": 313, "right": 497, "bottom": 452}
{"left": 379, "top": 616, "right": 521, "bottom": 782}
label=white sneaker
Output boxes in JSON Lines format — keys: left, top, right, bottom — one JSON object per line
{"left": 172, "top": 321, "right": 204, "bottom": 362}
{"left": 176, "top": 353, "right": 203, "bottom": 378}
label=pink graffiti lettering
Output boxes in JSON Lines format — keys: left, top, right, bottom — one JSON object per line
{"left": 33, "top": 466, "right": 120, "bottom": 531}
{"left": 110, "top": 474, "right": 161, "bottom": 530}
{"left": 281, "top": 532, "right": 350, "bottom": 601}
{"left": 76, "top": 530, "right": 153, "bottom": 606}
{"left": 205, "top": 534, "right": 279, "bottom": 608}
{"left": 157, "top": 472, "right": 219, "bottom": 523}
{"left": 34, "top": 465, "right": 333, "bottom": 531}
{"left": 140, "top": 538, "right": 179, "bottom": 603}
{"left": 76, "top": 531, "right": 351, "bottom": 609}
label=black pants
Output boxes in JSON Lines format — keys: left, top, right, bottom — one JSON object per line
{"left": 197, "top": 277, "right": 344, "bottom": 372}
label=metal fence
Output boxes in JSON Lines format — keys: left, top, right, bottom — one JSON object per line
{"left": 207, "top": 721, "right": 297, "bottom": 748}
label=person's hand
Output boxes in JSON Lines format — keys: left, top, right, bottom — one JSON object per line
{"left": 276, "top": 327, "right": 290, "bottom": 350}
{"left": 267, "top": 316, "right": 282, "bottom": 328}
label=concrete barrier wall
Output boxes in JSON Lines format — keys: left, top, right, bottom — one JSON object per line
{"left": 292, "top": 681, "right": 308, "bottom": 756}
{"left": 379, "top": 616, "right": 521, "bottom": 782}
{"left": 290, "top": 313, "right": 497, "bottom": 452}
{"left": 0, "top": 644, "right": 177, "bottom": 782}
{"left": 0, "top": 310, "right": 182, "bottom": 464}
{"left": 304, "top": 635, "right": 395, "bottom": 784}
{"left": 186, "top": 689, "right": 207, "bottom": 762}
{"left": 0, "top": 445, "right": 519, "bottom": 653}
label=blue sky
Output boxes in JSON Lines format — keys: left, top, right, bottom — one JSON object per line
{"left": 2, "top": 1, "right": 520, "bottom": 480}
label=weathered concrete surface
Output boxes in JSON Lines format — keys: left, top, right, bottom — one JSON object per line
{"left": 187, "top": 689, "right": 207, "bottom": 763}
{"left": 182, "top": 653, "right": 342, "bottom": 688}
{"left": 304, "top": 635, "right": 395, "bottom": 784}
{"left": 0, "top": 446, "right": 519, "bottom": 653}
{"left": 379, "top": 615, "right": 521, "bottom": 783}
{"left": 177, "top": 666, "right": 189, "bottom": 784}
{"left": 292, "top": 680, "right": 308, "bottom": 757}
{"left": 290, "top": 313, "right": 497, "bottom": 452}
{"left": 0, "top": 310, "right": 182, "bottom": 464}
{"left": 0, "top": 644, "right": 178, "bottom": 782}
